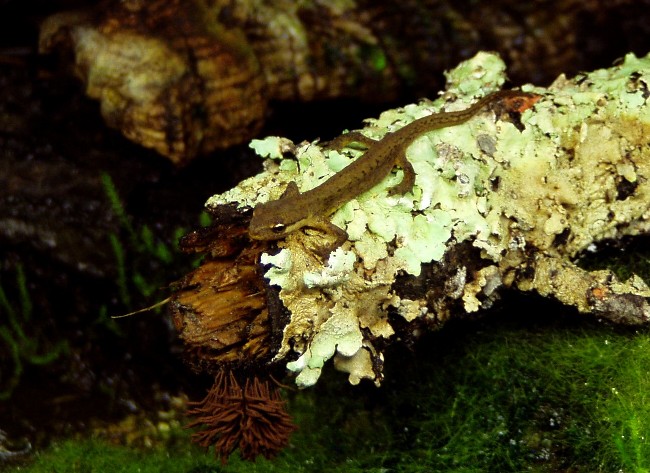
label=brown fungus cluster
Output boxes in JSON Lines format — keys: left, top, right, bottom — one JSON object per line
{"left": 186, "top": 370, "right": 296, "bottom": 463}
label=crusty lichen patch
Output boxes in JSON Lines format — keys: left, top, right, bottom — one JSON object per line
{"left": 207, "top": 51, "right": 650, "bottom": 387}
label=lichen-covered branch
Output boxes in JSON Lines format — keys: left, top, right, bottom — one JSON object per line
{"left": 175, "top": 51, "right": 650, "bottom": 389}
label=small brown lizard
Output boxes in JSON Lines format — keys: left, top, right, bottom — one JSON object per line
{"left": 249, "top": 90, "right": 541, "bottom": 252}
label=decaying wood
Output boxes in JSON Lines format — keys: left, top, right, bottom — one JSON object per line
{"left": 172, "top": 51, "right": 650, "bottom": 389}
{"left": 39, "top": 0, "right": 650, "bottom": 163}
{"left": 170, "top": 205, "right": 287, "bottom": 371}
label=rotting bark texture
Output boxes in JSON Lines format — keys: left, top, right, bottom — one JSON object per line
{"left": 170, "top": 205, "right": 287, "bottom": 372}
{"left": 39, "top": 0, "right": 650, "bottom": 163}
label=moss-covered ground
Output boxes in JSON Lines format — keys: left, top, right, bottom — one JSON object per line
{"left": 6, "top": 299, "right": 650, "bottom": 473}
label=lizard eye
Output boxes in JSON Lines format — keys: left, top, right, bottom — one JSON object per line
{"left": 271, "top": 223, "right": 286, "bottom": 234}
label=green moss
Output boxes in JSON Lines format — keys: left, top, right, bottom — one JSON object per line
{"left": 100, "top": 172, "right": 194, "bottom": 307}
{"left": 0, "top": 264, "right": 68, "bottom": 400}
{"left": 8, "top": 309, "right": 650, "bottom": 472}
{"left": 101, "top": 171, "right": 137, "bottom": 244}
{"left": 393, "top": 315, "right": 650, "bottom": 472}
{"left": 198, "top": 211, "right": 213, "bottom": 228}
{"left": 10, "top": 438, "right": 215, "bottom": 473}
{"left": 0, "top": 171, "right": 205, "bottom": 401}
{"left": 108, "top": 232, "right": 132, "bottom": 307}
{"left": 361, "top": 44, "right": 388, "bottom": 72}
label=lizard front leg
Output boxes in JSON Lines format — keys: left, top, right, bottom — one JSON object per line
{"left": 387, "top": 150, "right": 415, "bottom": 196}
{"left": 306, "top": 217, "right": 348, "bottom": 259}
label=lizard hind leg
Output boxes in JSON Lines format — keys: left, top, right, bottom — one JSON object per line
{"left": 387, "top": 152, "right": 415, "bottom": 196}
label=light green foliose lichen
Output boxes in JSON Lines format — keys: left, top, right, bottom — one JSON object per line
{"left": 286, "top": 307, "right": 364, "bottom": 387}
{"left": 303, "top": 248, "right": 356, "bottom": 289}
{"left": 259, "top": 250, "right": 294, "bottom": 289}
{"left": 249, "top": 136, "right": 294, "bottom": 160}
{"left": 206, "top": 51, "right": 650, "bottom": 387}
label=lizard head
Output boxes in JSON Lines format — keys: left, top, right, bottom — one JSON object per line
{"left": 249, "top": 182, "right": 305, "bottom": 240}
{"left": 249, "top": 199, "right": 294, "bottom": 240}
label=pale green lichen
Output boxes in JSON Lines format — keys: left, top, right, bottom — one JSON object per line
{"left": 207, "top": 51, "right": 650, "bottom": 387}
{"left": 393, "top": 212, "right": 453, "bottom": 275}
{"left": 303, "top": 248, "right": 356, "bottom": 289}
{"left": 248, "top": 136, "right": 294, "bottom": 160}
{"left": 259, "top": 250, "right": 294, "bottom": 289}
{"left": 286, "top": 308, "right": 364, "bottom": 387}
